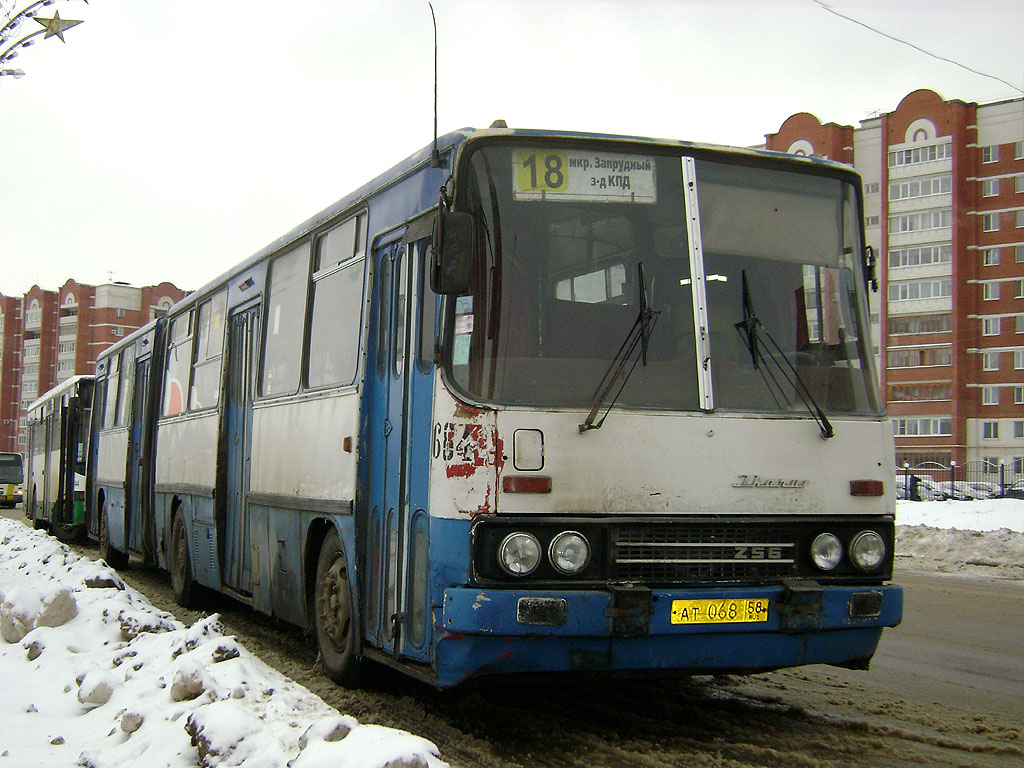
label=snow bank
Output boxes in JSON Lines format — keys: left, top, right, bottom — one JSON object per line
{"left": 896, "top": 498, "right": 1024, "bottom": 578}
{"left": 0, "top": 519, "right": 447, "bottom": 768}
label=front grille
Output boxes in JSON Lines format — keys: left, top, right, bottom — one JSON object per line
{"left": 611, "top": 522, "right": 799, "bottom": 584}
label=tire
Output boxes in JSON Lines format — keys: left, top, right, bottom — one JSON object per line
{"left": 170, "top": 514, "right": 195, "bottom": 607}
{"left": 314, "top": 529, "right": 365, "bottom": 686}
{"left": 54, "top": 522, "right": 85, "bottom": 543}
{"left": 99, "top": 504, "right": 129, "bottom": 570}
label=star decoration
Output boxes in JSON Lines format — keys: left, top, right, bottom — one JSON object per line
{"left": 33, "top": 11, "right": 83, "bottom": 43}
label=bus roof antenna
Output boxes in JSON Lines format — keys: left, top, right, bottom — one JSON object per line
{"left": 429, "top": 3, "right": 443, "bottom": 168}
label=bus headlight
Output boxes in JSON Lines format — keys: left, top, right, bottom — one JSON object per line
{"left": 548, "top": 531, "right": 590, "bottom": 575}
{"left": 849, "top": 530, "right": 885, "bottom": 571}
{"left": 498, "top": 532, "right": 541, "bottom": 576}
{"left": 810, "top": 532, "right": 843, "bottom": 571}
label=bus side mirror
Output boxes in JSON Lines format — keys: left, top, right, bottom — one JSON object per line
{"left": 865, "top": 245, "right": 878, "bottom": 293}
{"left": 430, "top": 209, "right": 474, "bottom": 295}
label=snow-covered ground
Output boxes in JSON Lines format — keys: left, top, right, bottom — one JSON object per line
{"left": 1, "top": 499, "right": 1021, "bottom": 767}
{"left": 0, "top": 518, "right": 446, "bottom": 768}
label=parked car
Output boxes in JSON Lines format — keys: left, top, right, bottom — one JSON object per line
{"left": 937, "top": 481, "right": 972, "bottom": 500}
{"left": 898, "top": 475, "right": 946, "bottom": 501}
{"left": 965, "top": 482, "right": 997, "bottom": 499}
{"left": 1003, "top": 479, "right": 1024, "bottom": 500}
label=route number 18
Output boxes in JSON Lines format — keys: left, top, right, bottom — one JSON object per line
{"left": 517, "top": 151, "right": 568, "bottom": 192}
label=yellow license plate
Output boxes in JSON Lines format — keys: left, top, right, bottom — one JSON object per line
{"left": 671, "top": 598, "right": 770, "bottom": 625}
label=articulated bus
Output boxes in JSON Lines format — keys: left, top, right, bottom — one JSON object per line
{"left": 25, "top": 375, "right": 94, "bottom": 540}
{"left": 89, "top": 127, "right": 902, "bottom": 688}
{"left": 1, "top": 451, "right": 24, "bottom": 509}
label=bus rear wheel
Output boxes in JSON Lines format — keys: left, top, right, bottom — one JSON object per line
{"left": 314, "top": 529, "right": 364, "bottom": 686}
{"left": 99, "top": 506, "right": 129, "bottom": 570}
{"left": 170, "top": 514, "right": 195, "bottom": 607}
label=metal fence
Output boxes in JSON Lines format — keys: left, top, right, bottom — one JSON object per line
{"left": 897, "top": 461, "right": 1024, "bottom": 501}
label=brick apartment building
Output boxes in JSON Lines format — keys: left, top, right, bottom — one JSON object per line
{"left": 0, "top": 280, "right": 187, "bottom": 452}
{"left": 766, "top": 88, "right": 1024, "bottom": 476}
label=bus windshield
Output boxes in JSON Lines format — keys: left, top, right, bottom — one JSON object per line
{"left": 0, "top": 452, "right": 23, "bottom": 484}
{"left": 446, "top": 141, "right": 881, "bottom": 417}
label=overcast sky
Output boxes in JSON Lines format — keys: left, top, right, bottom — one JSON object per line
{"left": 1, "top": 0, "right": 1021, "bottom": 297}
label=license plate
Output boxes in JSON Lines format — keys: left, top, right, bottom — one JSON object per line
{"left": 670, "top": 598, "right": 770, "bottom": 625}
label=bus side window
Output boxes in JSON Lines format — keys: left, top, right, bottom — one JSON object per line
{"left": 163, "top": 312, "right": 193, "bottom": 417}
{"left": 116, "top": 346, "right": 135, "bottom": 427}
{"left": 190, "top": 290, "right": 227, "bottom": 410}
{"left": 262, "top": 242, "right": 310, "bottom": 397}
{"left": 103, "top": 353, "right": 120, "bottom": 429}
{"left": 416, "top": 241, "right": 437, "bottom": 374}
{"left": 308, "top": 214, "right": 366, "bottom": 389}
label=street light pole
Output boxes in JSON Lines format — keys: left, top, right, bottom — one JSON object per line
{"left": 0, "top": 0, "right": 86, "bottom": 78}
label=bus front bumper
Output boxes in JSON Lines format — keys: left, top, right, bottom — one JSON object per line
{"left": 435, "top": 581, "right": 902, "bottom": 688}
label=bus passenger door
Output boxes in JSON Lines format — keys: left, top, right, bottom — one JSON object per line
{"left": 363, "top": 237, "right": 433, "bottom": 664}
{"left": 127, "top": 357, "right": 154, "bottom": 559}
{"left": 223, "top": 303, "right": 260, "bottom": 596}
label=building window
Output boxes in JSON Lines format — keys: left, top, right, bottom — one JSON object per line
{"left": 1017, "top": 175, "right": 1024, "bottom": 194}
{"left": 983, "top": 421, "right": 999, "bottom": 439}
{"left": 983, "top": 248, "right": 1001, "bottom": 266}
{"left": 887, "top": 279, "right": 952, "bottom": 302}
{"left": 1015, "top": 421, "right": 1024, "bottom": 438}
{"left": 865, "top": 215, "right": 879, "bottom": 227}
{"left": 889, "top": 209, "right": 951, "bottom": 233}
{"left": 1016, "top": 245, "right": 1024, "bottom": 263}
{"left": 1017, "top": 316, "right": 1024, "bottom": 334}
{"left": 889, "top": 244, "right": 952, "bottom": 269}
{"left": 983, "top": 283, "right": 999, "bottom": 301}
{"left": 982, "top": 456, "right": 1000, "bottom": 473}
{"left": 1015, "top": 350, "right": 1024, "bottom": 369}
{"left": 887, "top": 313, "right": 952, "bottom": 335}
{"left": 889, "top": 383, "right": 951, "bottom": 401}
{"left": 983, "top": 317, "right": 1001, "bottom": 336}
{"left": 1016, "top": 280, "right": 1024, "bottom": 299}
{"left": 888, "top": 142, "right": 952, "bottom": 167}
{"left": 864, "top": 182, "right": 880, "bottom": 194}
{"left": 892, "top": 417, "right": 952, "bottom": 436}
{"left": 982, "top": 213, "right": 999, "bottom": 232}
{"left": 1017, "top": 210, "right": 1024, "bottom": 228}
{"left": 890, "top": 175, "right": 951, "bottom": 201}
{"left": 982, "top": 350, "right": 1000, "bottom": 370}
{"left": 1017, "top": 141, "right": 1024, "bottom": 160}
{"left": 115, "top": 308, "right": 126, "bottom": 319}
{"left": 982, "top": 145, "right": 999, "bottom": 163}
{"left": 982, "top": 386, "right": 999, "bottom": 405}
{"left": 982, "top": 178, "right": 999, "bottom": 197}
{"left": 1016, "top": 386, "right": 1024, "bottom": 405}
{"left": 888, "top": 347, "right": 952, "bottom": 368}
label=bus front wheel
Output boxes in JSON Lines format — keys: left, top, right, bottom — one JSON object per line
{"left": 314, "top": 529, "right": 364, "bottom": 686}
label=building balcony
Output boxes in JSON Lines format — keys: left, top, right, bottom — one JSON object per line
{"left": 887, "top": 157, "right": 952, "bottom": 181}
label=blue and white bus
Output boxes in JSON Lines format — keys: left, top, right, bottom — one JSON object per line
{"left": 90, "top": 127, "right": 902, "bottom": 688}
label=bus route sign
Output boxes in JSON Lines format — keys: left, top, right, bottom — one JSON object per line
{"left": 512, "top": 149, "right": 657, "bottom": 204}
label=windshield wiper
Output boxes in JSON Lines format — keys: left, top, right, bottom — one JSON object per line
{"left": 734, "top": 270, "right": 834, "bottom": 439}
{"left": 579, "top": 263, "right": 660, "bottom": 433}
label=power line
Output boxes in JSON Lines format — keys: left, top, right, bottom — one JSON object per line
{"left": 811, "top": 0, "right": 1024, "bottom": 96}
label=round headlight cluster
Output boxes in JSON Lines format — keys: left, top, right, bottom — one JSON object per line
{"left": 810, "top": 533, "right": 843, "bottom": 571}
{"left": 810, "top": 530, "right": 886, "bottom": 572}
{"left": 498, "top": 532, "right": 542, "bottom": 575}
{"left": 850, "top": 531, "right": 886, "bottom": 571}
{"left": 498, "top": 530, "right": 591, "bottom": 577}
